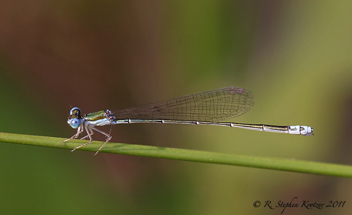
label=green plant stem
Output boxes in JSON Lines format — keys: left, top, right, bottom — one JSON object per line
{"left": 0, "top": 132, "right": 351, "bottom": 177}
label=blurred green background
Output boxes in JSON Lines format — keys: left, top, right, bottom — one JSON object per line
{"left": 0, "top": 1, "right": 351, "bottom": 214}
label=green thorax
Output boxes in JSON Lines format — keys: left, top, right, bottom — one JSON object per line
{"left": 85, "top": 110, "right": 107, "bottom": 121}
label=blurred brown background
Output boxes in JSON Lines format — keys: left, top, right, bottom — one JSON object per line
{"left": 0, "top": 1, "right": 351, "bottom": 214}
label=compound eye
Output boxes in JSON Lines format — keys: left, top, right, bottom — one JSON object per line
{"left": 69, "top": 118, "right": 81, "bottom": 129}
{"left": 69, "top": 107, "right": 81, "bottom": 117}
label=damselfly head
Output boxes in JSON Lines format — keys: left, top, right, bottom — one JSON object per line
{"left": 67, "top": 107, "right": 83, "bottom": 129}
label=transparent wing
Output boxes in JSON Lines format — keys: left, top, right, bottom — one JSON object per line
{"left": 112, "top": 87, "right": 255, "bottom": 121}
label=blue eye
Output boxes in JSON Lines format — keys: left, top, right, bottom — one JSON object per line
{"left": 70, "top": 107, "right": 81, "bottom": 116}
{"left": 69, "top": 118, "right": 81, "bottom": 129}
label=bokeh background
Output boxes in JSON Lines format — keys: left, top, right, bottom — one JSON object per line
{"left": 0, "top": 1, "right": 352, "bottom": 214}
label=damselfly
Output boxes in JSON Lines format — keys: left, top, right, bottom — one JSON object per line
{"left": 61, "top": 87, "right": 313, "bottom": 154}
